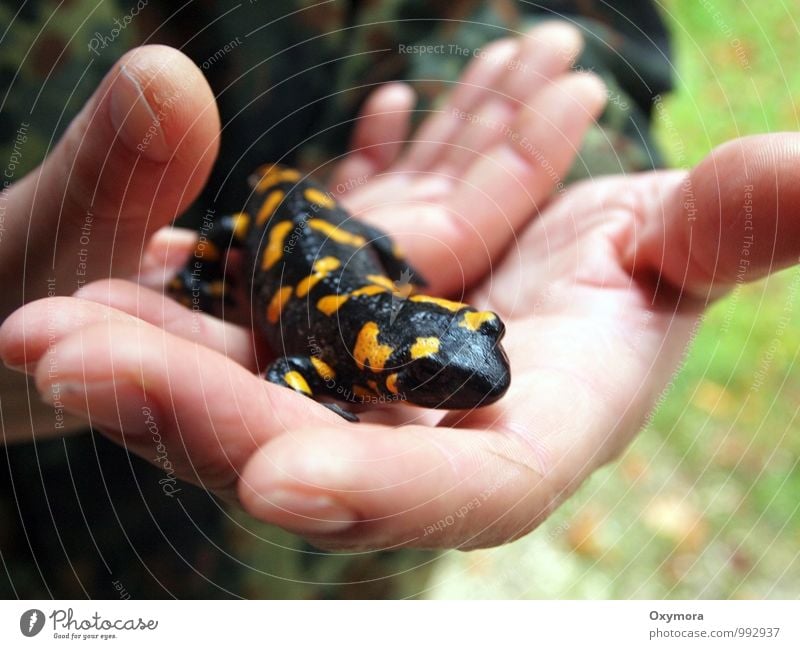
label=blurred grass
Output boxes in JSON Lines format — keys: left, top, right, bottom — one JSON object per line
{"left": 430, "top": 0, "right": 800, "bottom": 598}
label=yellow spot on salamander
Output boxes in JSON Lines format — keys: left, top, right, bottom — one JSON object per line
{"left": 409, "top": 295, "right": 467, "bottom": 312}
{"left": 410, "top": 337, "right": 440, "bottom": 360}
{"left": 460, "top": 311, "right": 497, "bottom": 331}
{"left": 254, "top": 167, "right": 301, "bottom": 193}
{"left": 367, "top": 379, "right": 379, "bottom": 393}
{"left": 261, "top": 221, "right": 294, "bottom": 270}
{"left": 295, "top": 277, "right": 315, "bottom": 299}
{"left": 230, "top": 213, "right": 250, "bottom": 241}
{"left": 351, "top": 284, "right": 388, "bottom": 297}
{"left": 284, "top": 371, "right": 311, "bottom": 395}
{"left": 364, "top": 275, "right": 415, "bottom": 299}
{"left": 310, "top": 357, "right": 335, "bottom": 382}
{"left": 317, "top": 294, "right": 349, "bottom": 316}
{"left": 267, "top": 286, "right": 293, "bottom": 324}
{"left": 296, "top": 256, "right": 341, "bottom": 298}
{"left": 304, "top": 187, "right": 336, "bottom": 209}
{"left": 386, "top": 373, "right": 399, "bottom": 394}
{"left": 354, "top": 322, "right": 393, "bottom": 372}
{"left": 365, "top": 275, "right": 395, "bottom": 291}
{"left": 315, "top": 256, "right": 341, "bottom": 272}
{"left": 307, "top": 219, "right": 366, "bottom": 247}
{"left": 194, "top": 240, "right": 220, "bottom": 262}
{"left": 256, "top": 189, "right": 286, "bottom": 227}
{"left": 353, "top": 385, "right": 377, "bottom": 401}
{"left": 207, "top": 280, "right": 225, "bottom": 298}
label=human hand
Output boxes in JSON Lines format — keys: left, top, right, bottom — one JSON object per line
{"left": 228, "top": 135, "right": 795, "bottom": 551}
{"left": 5, "top": 23, "right": 790, "bottom": 553}
{"left": 0, "top": 22, "right": 609, "bottom": 539}
{"left": 0, "top": 45, "right": 220, "bottom": 442}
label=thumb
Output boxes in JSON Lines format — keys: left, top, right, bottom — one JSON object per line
{"left": 0, "top": 44, "right": 220, "bottom": 318}
{"left": 628, "top": 133, "right": 800, "bottom": 299}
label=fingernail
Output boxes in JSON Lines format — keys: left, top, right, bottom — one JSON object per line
{"left": 251, "top": 488, "right": 357, "bottom": 534}
{"left": 531, "top": 21, "right": 584, "bottom": 63}
{"left": 39, "top": 379, "right": 156, "bottom": 437}
{"left": 109, "top": 64, "right": 171, "bottom": 162}
{"left": 3, "top": 359, "right": 37, "bottom": 374}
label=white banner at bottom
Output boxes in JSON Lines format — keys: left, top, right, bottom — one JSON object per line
{"left": 0, "top": 600, "right": 797, "bottom": 648}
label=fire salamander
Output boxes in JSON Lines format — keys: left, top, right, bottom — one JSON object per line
{"left": 169, "top": 165, "right": 510, "bottom": 421}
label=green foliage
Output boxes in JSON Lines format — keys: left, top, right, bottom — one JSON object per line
{"left": 657, "top": 0, "right": 800, "bottom": 167}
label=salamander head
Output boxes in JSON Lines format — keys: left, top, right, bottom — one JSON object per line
{"left": 390, "top": 303, "right": 511, "bottom": 410}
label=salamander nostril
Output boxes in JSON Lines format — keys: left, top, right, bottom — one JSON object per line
{"left": 494, "top": 317, "right": 506, "bottom": 341}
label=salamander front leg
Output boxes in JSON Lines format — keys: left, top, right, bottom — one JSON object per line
{"left": 264, "top": 356, "right": 358, "bottom": 422}
{"left": 167, "top": 263, "right": 230, "bottom": 316}
{"left": 167, "top": 212, "right": 251, "bottom": 318}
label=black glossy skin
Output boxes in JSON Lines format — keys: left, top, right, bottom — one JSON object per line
{"left": 169, "top": 165, "right": 511, "bottom": 418}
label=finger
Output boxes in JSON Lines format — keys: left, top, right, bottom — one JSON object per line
{"left": 29, "top": 320, "right": 343, "bottom": 497}
{"left": 497, "top": 21, "right": 582, "bottom": 99}
{"left": 238, "top": 422, "right": 546, "bottom": 548}
{"left": 437, "top": 22, "right": 584, "bottom": 174}
{"left": 0, "top": 45, "right": 220, "bottom": 317}
{"left": 397, "top": 73, "right": 607, "bottom": 294}
{"left": 135, "top": 226, "right": 197, "bottom": 288}
{"left": 435, "top": 96, "right": 517, "bottom": 176}
{"left": 625, "top": 133, "right": 800, "bottom": 299}
{"left": 397, "top": 37, "right": 521, "bottom": 172}
{"left": 0, "top": 283, "right": 257, "bottom": 372}
{"left": 327, "top": 83, "right": 415, "bottom": 194}
{"left": 0, "top": 367, "right": 88, "bottom": 442}
{"left": 75, "top": 279, "right": 263, "bottom": 368}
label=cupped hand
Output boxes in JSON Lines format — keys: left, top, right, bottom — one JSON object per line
{"left": 4, "top": 24, "right": 795, "bottom": 552}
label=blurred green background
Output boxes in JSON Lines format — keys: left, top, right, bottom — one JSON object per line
{"left": 429, "top": 0, "right": 800, "bottom": 598}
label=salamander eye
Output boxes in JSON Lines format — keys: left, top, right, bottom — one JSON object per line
{"left": 460, "top": 310, "right": 505, "bottom": 339}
